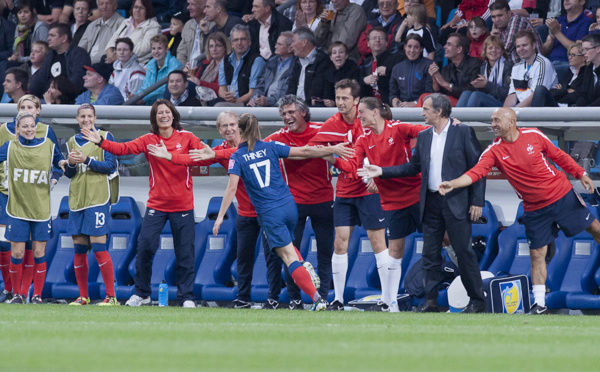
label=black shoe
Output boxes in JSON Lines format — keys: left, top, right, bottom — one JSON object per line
{"left": 289, "top": 299, "right": 303, "bottom": 310}
{"left": 9, "top": 294, "right": 23, "bottom": 304}
{"left": 262, "top": 298, "right": 279, "bottom": 310}
{"left": 415, "top": 302, "right": 439, "bottom": 313}
{"left": 527, "top": 303, "right": 548, "bottom": 315}
{"left": 0, "top": 289, "right": 13, "bottom": 303}
{"left": 227, "top": 299, "right": 251, "bottom": 309}
{"left": 460, "top": 301, "right": 486, "bottom": 314}
{"left": 326, "top": 300, "right": 344, "bottom": 311}
{"left": 30, "top": 295, "right": 43, "bottom": 305}
{"left": 366, "top": 301, "right": 390, "bottom": 312}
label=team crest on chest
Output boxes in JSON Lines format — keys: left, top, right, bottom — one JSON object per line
{"left": 388, "top": 137, "right": 394, "bottom": 145}
{"left": 527, "top": 144, "right": 534, "bottom": 155}
{"left": 176, "top": 143, "right": 182, "bottom": 149}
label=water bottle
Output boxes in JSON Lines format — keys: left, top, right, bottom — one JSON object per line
{"left": 362, "top": 158, "right": 372, "bottom": 184}
{"left": 158, "top": 280, "right": 168, "bottom": 307}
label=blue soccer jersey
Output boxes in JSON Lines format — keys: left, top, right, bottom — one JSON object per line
{"left": 228, "top": 140, "right": 294, "bottom": 215}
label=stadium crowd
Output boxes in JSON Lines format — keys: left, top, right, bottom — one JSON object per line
{"left": 0, "top": 0, "right": 599, "bottom": 313}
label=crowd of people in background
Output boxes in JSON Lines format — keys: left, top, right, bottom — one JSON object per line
{"left": 1, "top": 0, "right": 600, "bottom": 109}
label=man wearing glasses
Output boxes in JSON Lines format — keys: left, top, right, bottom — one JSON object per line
{"left": 567, "top": 34, "right": 600, "bottom": 106}
{"left": 503, "top": 30, "right": 557, "bottom": 108}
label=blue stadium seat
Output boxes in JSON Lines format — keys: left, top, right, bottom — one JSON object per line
{"left": 194, "top": 197, "right": 238, "bottom": 302}
{"left": 97, "top": 197, "right": 142, "bottom": 300}
{"left": 46, "top": 197, "right": 75, "bottom": 300}
{"left": 486, "top": 203, "right": 531, "bottom": 279}
{"left": 346, "top": 226, "right": 380, "bottom": 302}
{"left": 474, "top": 201, "right": 502, "bottom": 270}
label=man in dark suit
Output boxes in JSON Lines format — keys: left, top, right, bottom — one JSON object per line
{"left": 359, "top": 93, "right": 487, "bottom": 313}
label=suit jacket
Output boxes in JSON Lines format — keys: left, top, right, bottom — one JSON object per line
{"left": 380, "top": 119, "right": 485, "bottom": 221}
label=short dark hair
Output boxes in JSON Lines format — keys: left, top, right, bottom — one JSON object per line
{"left": 115, "top": 37, "right": 134, "bottom": 51}
{"left": 367, "top": 26, "right": 387, "bottom": 39}
{"left": 168, "top": 70, "right": 187, "bottom": 81}
{"left": 293, "top": 26, "right": 317, "bottom": 47}
{"left": 278, "top": 94, "right": 311, "bottom": 122}
{"left": 13, "top": 0, "right": 34, "bottom": 14}
{"left": 49, "top": 23, "right": 72, "bottom": 43}
{"left": 514, "top": 30, "right": 536, "bottom": 45}
{"left": 489, "top": 0, "right": 510, "bottom": 12}
{"left": 424, "top": 93, "right": 452, "bottom": 118}
{"left": 49, "top": 76, "right": 78, "bottom": 104}
{"left": 328, "top": 41, "right": 348, "bottom": 55}
{"left": 334, "top": 79, "right": 361, "bottom": 99}
{"left": 149, "top": 99, "right": 182, "bottom": 134}
{"left": 262, "top": 0, "right": 276, "bottom": 11}
{"left": 448, "top": 32, "right": 470, "bottom": 56}
{"left": 130, "top": 0, "right": 154, "bottom": 19}
{"left": 582, "top": 33, "right": 600, "bottom": 46}
{"left": 6, "top": 68, "right": 28, "bottom": 91}
{"left": 405, "top": 34, "right": 424, "bottom": 48}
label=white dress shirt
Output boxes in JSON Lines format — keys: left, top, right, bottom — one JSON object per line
{"left": 428, "top": 119, "right": 451, "bottom": 192}
{"left": 258, "top": 15, "right": 272, "bottom": 60}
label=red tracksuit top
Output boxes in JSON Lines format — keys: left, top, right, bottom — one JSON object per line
{"left": 334, "top": 121, "right": 428, "bottom": 211}
{"left": 100, "top": 130, "right": 202, "bottom": 213}
{"left": 465, "top": 128, "right": 586, "bottom": 212}
{"left": 264, "top": 122, "right": 334, "bottom": 205}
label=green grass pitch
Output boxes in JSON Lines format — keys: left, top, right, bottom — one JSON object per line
{"left": 1, "top": 304, "right": 599, "bottom": 372}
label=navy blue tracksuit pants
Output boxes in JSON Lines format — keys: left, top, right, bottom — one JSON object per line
{"left": 134, "top": 208, "right": 195, "bottom": 304}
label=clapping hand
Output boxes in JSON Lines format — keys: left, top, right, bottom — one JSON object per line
{"left": 81, "top": 126, "right": 102, "bottom": 144}
{"left": 331, "top": 142, "right": 354, "bottom": 160}
{"left": 189, "top": 141, "right": 216, "bottom": 161}
{"left": 357, "top": 164, "right": 383, "bottom": 179}
{"left": 146, "top": 140, "right": 172, "bottom": 160}
{"left": 68, "top": 149, "right": 87, "bottom": 165}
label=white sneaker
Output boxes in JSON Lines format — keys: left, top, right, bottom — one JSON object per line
{"left": 182, "top": 300, "right": 196, "bottom": 308}
{"left": 302, "top": 261, "right": 320, "bottom": 289}
{"left": 389, "top": 301, "right": 400, "bottom": 313}
{"left": 125, "top": 294, "right": 151, "bottom": 307}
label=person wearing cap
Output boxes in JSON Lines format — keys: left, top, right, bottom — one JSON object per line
{"left": 103, "top": 0, "right": 162, "bottom": 65}
{"left": 75, "top": 63, "right": 124, "bottom": 105}
{"left": 168, "top": 11, "right": 189, "bottom": 57}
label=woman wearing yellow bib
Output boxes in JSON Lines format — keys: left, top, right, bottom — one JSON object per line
{"left": 4, "top": 112, "right": 65, "bottom": 304}
{"left": 65, "top": 104, "right": 119, "bottom": 306}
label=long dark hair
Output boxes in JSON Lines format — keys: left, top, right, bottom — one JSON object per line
{"left": 150, "top": 99, "right": 181, "bottom": 134}
{"left": 238, "top": 113, "right": 261, "bottom": 151}
{"left": 359, "top": 97, "right": 393, "bottom": 120}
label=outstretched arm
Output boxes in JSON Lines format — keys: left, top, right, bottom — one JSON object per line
{"left": 438, "top": 174, "right": 474, "bottom": 195}
{"left": 288, "top": 142, "right": 354, "bottom": 159}
{"left": 213, "top": 174, "right": 240, "bottom": 236}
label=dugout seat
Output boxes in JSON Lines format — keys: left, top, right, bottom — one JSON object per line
{"left": 346, "top": 226, "right": 380, "bottom": 302}
{"left": 474, "top": 201, "right": 502, "bottom": 270}
{"left": 97, "top": 197, "right": 142, "bottom": 300}
{"left": 194, "top": 197, "right": 238, "bottom": 302}
{"left": 45, "top": 197, "right": 76, "bottom": 300}
{"left": 549, "top": 206, "right": 600, "bottom": 310}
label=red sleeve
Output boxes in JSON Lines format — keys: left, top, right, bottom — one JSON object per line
{"left": 542, "top": 136, "right": 585, "bottom": 179}
{"left": 100, "top": 136, "right": 147, "bottom": 156}
{"left": 170, "top": 153, "right": 216, "bottom": 167}
{"left": 332, "top": 139, "right": 365, "bottom": 178}
{"left": 403, "top": 123, "right": 429, "bottom": 139}
{"left": 357, "top": 24, "right": 372, "bottom": 58}
{"left": 465, "top": 147, "right": 496, "bottom": 183}
{"left": 199, "top": 76, "right": 219, "bottom": 94}
{"left": 215, "top": 147, "right": 237, "bottom": 160}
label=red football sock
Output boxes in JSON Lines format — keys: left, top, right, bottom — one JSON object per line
{"left": 74, "top": 253, "right": 89, "bottom": 299}
{"left": 20, "top": 249, "right": 34, "bottom": 296}
{"left": 294, "top": 246, "right": 303, "bottom": 261}
{"left": 290, "top": 264, "right": 318, "bottom": 301}
{"left": 9, "top": 260, "right": 22, "bottom": 296}
{"left": 33, "top": 262, "right": 47, "bottom": 297}
{"left": 0, "top": 251, "right": 12, "bottom": 292}
{"left": 94, "top": 251, "right": 115, "bottom": 297}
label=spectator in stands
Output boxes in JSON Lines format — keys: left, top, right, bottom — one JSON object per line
{"left": 292, "top": 0, "right": 323, "bottom": 32}
{"left": 168, "top": 11, "right": 189, "bottom": 57}
{"left": 7, "top": 1, "right": 49, "bottom": 64}
{"left": 216, "top": 24, "right": 265, "bottom": 107}
{"left": 151, "top": 0, "right": 185, "bottom": 26}
{"left": 531, "top": 43, "right": 586, "bottom": 107}
{"left": 42, "top": 75, "right": 77, "bottom": 104}
{"left": 456, "top": 34, "right": 514, "bottom": 107}
{"left": 389, "top": 34, "right": 433, "bottom": 107}
{"left": 314, "top": 0, "right": 367, "bottom": 63}
{"left": 467, "top": 16, "right": 488, "bottom": 60}
{"left": 504, "top": 30, "right": 557, "bottom": 108}
{"left": 22, "top": 40, "right": 49, "bottom": 81}
{"left": 109, "top": 37, "right": 146, "bottom": 101}
{"left": 249, "top": 32, "right": 297, "bottom": 107}
{"left": 489, "top": 0, "right": 541, "bottom": 63}
{"left": 77, "top": 0, "right": 123, "bottom": 64}
{"left": 3, "top": 67, "right": 28, "bottom": 103}
{"left": 201, "top": 0, "right": 243, "bottom": 40}
{"left": 287, "top": 26, "right": 329, "bottom": 102}
{"left": 104, "top": 0, "right": 162, "bottom": 65}
{"left": 29, "top": 22, "right": 91, "bottom": 98}
{"left": 136, "top": 34, "right": 182, "bottom": 105}
{"left": 401, "top": 0, "right": 439, "bottom": 40}
{"left": 69, "top": 0, "right": 92, "bottom": 46}
{"left": 428, "top": 33, "right": 482, "bottom": 104}
{"left": 394, "top": 3, "right": 435, "bottom": 60}
{"left": 559, "top": 34, "right": 600, "bottom": 106}
{"left": 439, "top": 0, "right": 489, "bottom": 45}
{"left": 59, "top": 0, "right": 99, "bottom": 25}
{"left": 0, "top": 0, "right": 15, "bottom": 98}
{"left": 248, "top": 0, "right": 294, "bottom": 60}
{"left": 166, "top": 70, "right": 200, "bottom": 106}
{"left": 358, "top": 0, "right": 402, "bottom": 61}
{"left": 359, "top": 26, "right": 402, "bottom": 105}
{"left": 540, "top": 0, "right": 592, "bottom": 82}
{"left": 185, "top": 31, "right": 229, "bottom": 103}
{"left": 75, "top": 63, "right": 124, "bottom": 105}
{"left": 34, "top": 0, "right": 64, "bottom": 24}
{"left": 589, "top": 7, "right": 600, "bottom": 34}
{"left": 311, "top": 41, "right": 358, "bottom": 107}
{"left": 177, "top": 0, "right": 210, "bottom": 68}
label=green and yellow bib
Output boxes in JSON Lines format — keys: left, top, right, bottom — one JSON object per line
{"left": 66, "top": 131, "right": 120, "bottom": 211}
{"left": 6, "top": 138, "right": 54, "bottom": 221}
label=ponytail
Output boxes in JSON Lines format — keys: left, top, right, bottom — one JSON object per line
{"left": 359, "top": 97, "right": 392, "bottom": 120}
{"left": 238, "top": 113, "right": 261, "bottom": 151}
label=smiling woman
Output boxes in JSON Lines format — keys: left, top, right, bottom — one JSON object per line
{"left": 81, "top": 99, "right": 202, "bottom": 308}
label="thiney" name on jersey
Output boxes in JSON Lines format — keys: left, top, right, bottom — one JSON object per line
{"left": 242, "top": 149, "right": 267, "bottom": 162}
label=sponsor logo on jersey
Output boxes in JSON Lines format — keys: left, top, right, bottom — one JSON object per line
{"left": 13, "top": 169, "right": 48, "bottom": 184}
{"left": 228, "top": 159, "right": 235, "bottom": 170}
